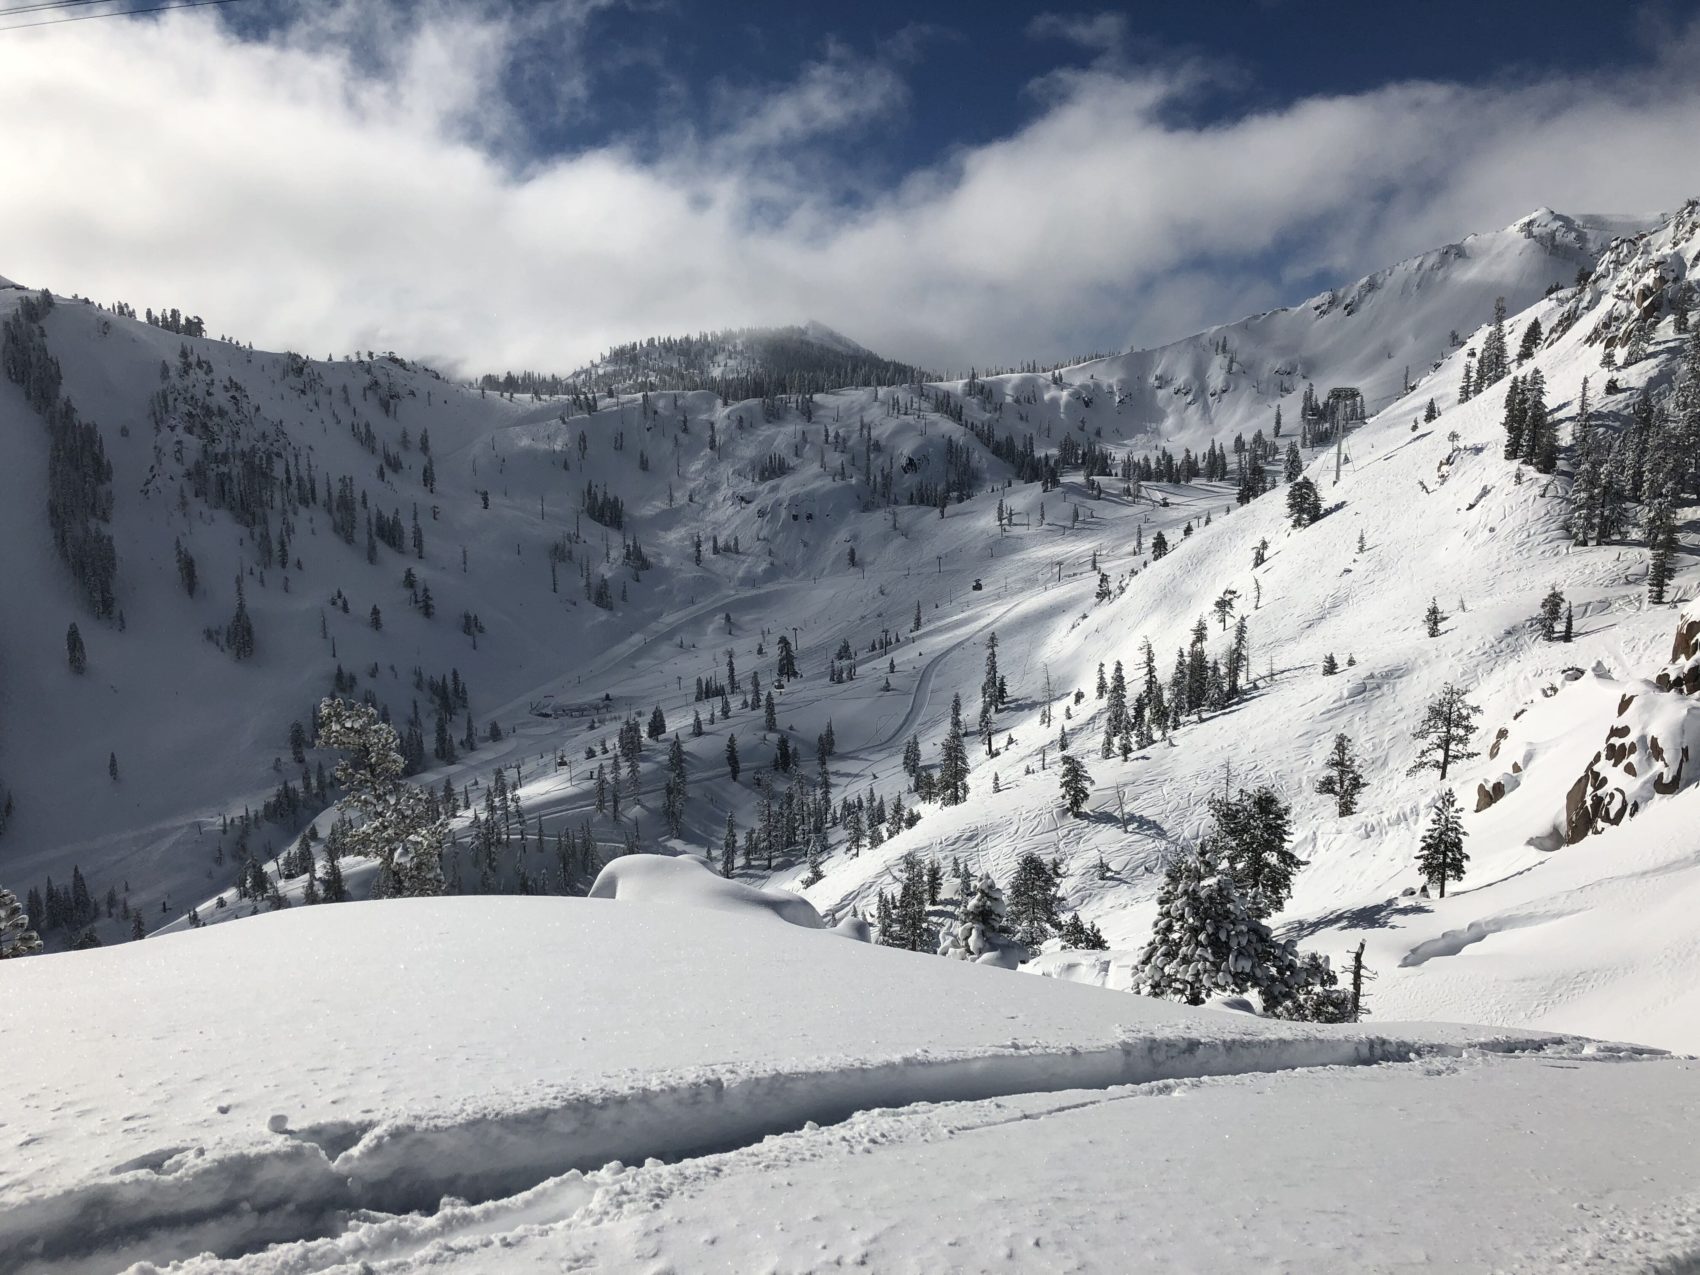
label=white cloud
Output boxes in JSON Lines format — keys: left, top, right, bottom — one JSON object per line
{"left": 2, "top": 7, "right": 1699, "bottom": 374}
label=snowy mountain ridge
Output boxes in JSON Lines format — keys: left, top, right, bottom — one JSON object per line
{"left": 1, "top": 198, "right": 1699, "bottom": 1059}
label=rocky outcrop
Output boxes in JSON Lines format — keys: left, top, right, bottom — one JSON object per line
{"left": 1564, "top": 600, "right": 1700, "bottom": 843}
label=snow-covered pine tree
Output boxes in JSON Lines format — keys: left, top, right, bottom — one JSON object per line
{"left": 1266, "top": 951, "right": 1355, "bottom": 1023}
{"left": 0, "top": 885, "right": 43, "bottom": 958}
{"left": 941, "top": 873, "right": 1016, "bottom": 965}
{"left": 1416, "top": 789, "right": 1470, "bottom": 898}
{"left": 1133, "top": 845, "right": 1300, "bottom": 1009}
{"left": 1059, "top": 911, "right": 1109, "bottom": 950}
{"left": 1537, "top": 587, "right": 1565, "bottom": 640}
{"left": 315, "top": 697, "right": 446, "bottom": 896}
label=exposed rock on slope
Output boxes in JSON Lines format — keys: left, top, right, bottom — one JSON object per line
{"left": 1564, "top": 599, "right": 1700, "bottom": 842}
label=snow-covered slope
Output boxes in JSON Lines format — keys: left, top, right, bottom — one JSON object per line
{"left": 0, "top": 888, "right": 1690, "bottom": 1273}
{"left": 2, "top": 198, "right": 1698, "bottom": 1061}
{"left": 950, "top": 209, "right": 1650, "bottom": 451}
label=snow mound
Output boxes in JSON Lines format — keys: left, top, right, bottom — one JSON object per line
{"left": 588, "top": 854, "right": 825, "bottom": 929}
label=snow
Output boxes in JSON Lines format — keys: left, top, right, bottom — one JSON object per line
{"left": 267, "top": 1053, "right": 1700, "bottom": 1275}
{"left": 586, "top": 853, "right": 825, "bottom": 928}
{"left": 0, "top": 893, "right": 1686, "bottom": 1273}
{"left": 6, "top": 197, "right": 1700, "bottom": 1267}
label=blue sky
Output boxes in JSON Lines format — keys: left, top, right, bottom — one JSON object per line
{"left": 3, "top": 1, "right": 1700, "bottom": 371}
{"left": 224, "top": 0, "right": 1689, "bottom": 180}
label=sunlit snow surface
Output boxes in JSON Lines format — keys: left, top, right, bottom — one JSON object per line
{"left": 0, "top": 891, "right": 1694, "bottom": 1273}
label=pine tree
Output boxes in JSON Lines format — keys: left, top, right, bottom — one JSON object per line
{"left": 1516, "top": 316, "right": 1543, "bottom": 363}
{"left": 725, "top": 733, "right": 740, "bottom": 782}
{"left": 1058, "top": 912, "right": 1109, "bottom": 950}
{"left": 316, "top": 698, "right": 446, "bottom": 896}
{"left": 1416, "top": 789, "right": 1470, "bottom": 898}
{"left": 1005, "top": 853, "right": 1062, "bottom": 953}
{"left": 0, "top": 885, "right": 43, "bottom": 958}
{"left": 1647, "top": 502, "right": 1677, "bottom": 604}
{"left": 1479, "top": 296, "right": 1510, "bottom": 386}
{"left": 1521, "top": 370, "right": 1556, "bottom": 473}
{"left": 1409, "top": 683, "right": 1481, "bottom": 781}
{"left": 942, "top": 874, "right": 1012, "bottom": 962}
{"left": 982, "top": 632, "right": 1003, "bottom": 710}
{"left": 1501, "top": 374, "right": 1526, "bottom": 459}
{"left": 1286, "top": 477, "right": 1321, "bottom": 528}
{"left": 66, "top": 622, "right": 86, "bottom": 674}
{"left": 1134, "top": 846, "right": 1300, "bottom": 1008}
{"left": 227, "top": 576, "right": 256, "bottom": 660}
{"left": 720, "top": 812, "right": 737, "bottom": 877}
{"left": 1537, "top": 587, "right": 1565, "bottom": 640}
{"left": 1424, "top": 598, "right": 1445, "bottom": 637}
{"left": 1314, "top": 733, "right": 1367, "bottom": 816}
{"left": 1206, "top": 786, "right": 1302, "bottom": 918}
{"left": 938, "top": 693, "right": 969, "bottom": 805}
{"left": 664, "top": 734, "right": 687, "bottom": 838}
{"left": 1058, "top": 752, "right": 1091, "bottom": 817}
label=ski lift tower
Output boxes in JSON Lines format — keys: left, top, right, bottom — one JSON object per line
{"left": 1327, "top": 386, "right": 1364, "bottom": 484}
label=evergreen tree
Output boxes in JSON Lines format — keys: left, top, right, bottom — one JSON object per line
{"left": 938, "top": 693, "right": 969, "bottom": 805}
{"left": 1286, "top": 477, "right": 1321, "bottom": 528}
{"left": 1647, "top": 502, "right": 1677, "bottom": 604}
{"left": 942, "top": 874, "right": 1012, "bottom": 962}
{"left": 982, "top": 632, "right": 1003, "bottom": 710}
{"left": 721, "top": 812, "right": 737, "bottom": 877}
{"left": 1424, "top": 598, "right": 1445, "bottom": 637}
{"left": 664, "top": 734, "right": 687, "bottom": 838}
{"left": 227, "top": 577, "right": 256, "bottom": 660}
{"left": 1537, "top": 587, "right": 1565, "bottom": 640}
{"left": 1501, "top": 374, "right": 1527, "bottom": 459}
{"left": 1314, "top": 733, "right": 1367, "bottom": 816}
{"left": 1409, "top": 683, "right": 1481, "bottom": 781}
{"left": 65, "top": 622, "right": 86, "bottom": 674}
{"left": 1521, "top": 369, "right": 1556, "bottom": 473}
{"left": 0, "top": 885, "right": 43, "bottom": 958}
{"left": 1134, "top": 846, "right": 1300, "bottom": 1009}
{"left": 1515, "top": 316, "right": 1543, "bottom": 363}
{"left": 1058, "top": 752, "right": 1091, "bottom": 817}
{"left": 1416, "top": 789, "right": 1470, "bottom": 898}
{"left": 1058, "top": 911, "right": 1109, "bottom": 950}
{"left": 724, "top": 733, "right": 740, "bottom": 782}
{"left": 1478, "top": 296, "right": 1510, "bottom": 386}
{"left": 316, "top": 698, "right": 446, "bottom": 896}
{"left": 1206, "top": 786, "right": 1302, "bottom": 918}
{"left": 1005, "top": 853, "right": 1063, "bottom": 953}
